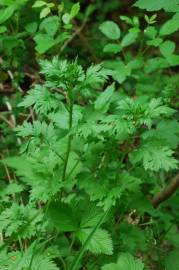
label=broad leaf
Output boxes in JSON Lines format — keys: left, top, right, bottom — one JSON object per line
{"left": 160, "top": 13, "right": 179, "bottom": 36}
{"left": 130, "top": 142, "right": 178, "bottom": 171}
{"left": 34, "top": 33, "right": 56, "bottom": 53}
{"left": 48, "top": 202, "right": 78, "bottom": 232}
{"left": 99, "top": 21, "right": 121, "bottom": 40}
{"left": 102, "top": 253, "right": 144, "bottom": 270}
{"left": 134, "top": 0, "right": 179, "bottom": 12}
{"left": 94, "top": 83, "right": 115, "bottom": 113}
{"left": 165, "top": 249, "right": 179, "bottom": 270}
{"left": 0, "top": 5, "right": 15, "bottom": 24}
{"left": 159, "top": 40, "right": 175, "bottom": 57}
{"left": 77, "top": 228, "right": 113, "bottom": 255}
{"left": 121, "top": 32, "right": 138, "bottom": 47}
{"left": 70, "top": 2, "right": 80, "bottom": 18}
{"left": 39, "top": 16, "right": 59, "bottom": 37}
{"left": 103, "top": 43, "right": 121, "bottom": 54}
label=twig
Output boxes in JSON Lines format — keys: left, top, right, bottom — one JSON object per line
{"left": 60, "top": 19, "right": 88, "bottom": 52}
{"left": 5, "top": 101, "right": 16, "bottom": 127}
{"left": 0, "top": 114, "right": 15, "bottom": 128}
{"left": 0, "top": 233, "right": 3, "bottom": 242}
{"left": 75, "top": 28, "right": 100, "bottom": 63}
{"left": 4, "top": 101, "right": 21, "bottom": 145}
{"left": 151, "top": 172, "right": 179, "bottom": 208}
{"left": 7, "top": 70, "right": 23, "bottom": 93}
{"left": 4, "top": 164, "right": 12, "bottom": 183}
{"left": 29, "top": 107, "right": 35, "bottom": 121}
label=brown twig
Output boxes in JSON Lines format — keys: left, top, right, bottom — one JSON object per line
{"left": 151, "top": 172, "right": 179, "bottom": 208}
{"left": 7, "top": 70, "right": 23, "bottom": 93}
{"left": 76, "top": 29, "right": 100, "bottom": 63}
{"left": 0, "top": 114, "right": 15, "bottom": 129}
{"left": 60, "top": 19, "right": 100, "bottom": 63}
{"left": 60, "top": 19, "right": 88, "bottom": 52}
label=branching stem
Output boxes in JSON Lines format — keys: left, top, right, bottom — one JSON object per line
{"left": 151, "top": 172, "right": 179, "bottom": 208}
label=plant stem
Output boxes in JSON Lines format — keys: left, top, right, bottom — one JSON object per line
{"left": 66, "top": 159, "right": 80, "bottom": 180}
{"left": 18, "top": 236, "right": 24, "bottom": 252}
{"left": 69, "top": 207, "right": 111, "bottom": 270}
{"left": 69, "top": 234, "right": 75, "bottom": 252}
{"left": 28, "top": 201, "right": 51, "bottom": 270}
{"left": 151, "top": 172, "right": 179, "bottom": 208}
{"left": 62, "top": 97, "right": 73, "bottom": 181}
{"left": 58, "top": 256, "right": 67, "bottom": 270}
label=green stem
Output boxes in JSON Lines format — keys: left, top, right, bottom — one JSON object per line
{"left": 28, "top": 201, "right": 51, "bottom": 270}
{"left": 62, "top": 98, "right": 73, "bottom": 181}
{"left": 46, "top": 139, "right": 64, "bottom": 161}
{"left": 69, "top": 207, "right": 111, "bottom": 270}
{"left": 18, "top": 236, "right": 24, "bottom": 253}
{"left": 69, "top": 234, "right": 76, "bottom": 252}
{"left": 66, "top": 160, "right": 80, "bottom": 180}
{"left": 137, "top": 31, "right": 144, "bottom": 56}
{"left": 58, "top": 256, "right": 67, "bottom": 270}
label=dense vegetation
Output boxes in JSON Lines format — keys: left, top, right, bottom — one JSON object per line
{"left": 0, "top": 0, "right": 179, "bottom": 269}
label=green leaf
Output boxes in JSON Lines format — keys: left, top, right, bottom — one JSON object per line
{"left": 30, "top": 256, "right": 59, "bottom": 270}
{"left": 32, "top": 0, "right": 46, "bottom": 8}
{"left": 144, "top": 26, "right": 157, "bottom": 39}
{"left": 102, "top": 253, "right": 144, "bottom": 270}
{"left": 0, "top": 203, "right": 41, "bottom": 238}
{"left": 121, "top": 32, "right": 138, "bottom": 47}
{"left": 0, "top": 5, "right": 15, "bottom": 24}
{"left": 103, "top": 43, "right": 121, "bottom": 54}
{"left": 160, "top": 13, "right": 179, "bottom": 36}
{"left": 48, "top": 201, "right": 78, "bottom": 232}
{"left": 101, "top": 263, "right": 119, "bottom": 270}
{"left": 95, "top": 83, "right": 115, "bottom": 113}
{"left": 80, "top": 205, "right": 104, "bottom": 228}
{"left": 103, "top": 60, "right": 131, "bottom": 83}
{"left": 142, "top": 120, "right": 179, "bottom": 149}
{"left": 127, "top": 58, "right": 144, "bottom": 70}
{"left": 120, "top": 15, "right": 133, "bottom": 25}
{"left": 18, "top": 84, "right": 59, "bottom": 114}
{"left": 144, "top": 57, "right": 168, "bottom": 73}
{"left": 70, "top": 2, "right": 80, "bottom": 18}
{"left": 1, "top": 156, "right": 33, "bottom": 178}
{"left": 85, "top": 64, "right": 107, "bottom": 86}
{"left": 25, "top": 22, "right": 38, "bottom": 34}
{"left": 165, "top": 249, "right": 179, "bottom": 270}
{"left": 167, "top": 54, "right": 179, "bottom": 66}
{"left": 144, "top": 14, "right": 157, "bottom": 24}
{"left": 34, "top": 33, "right": 56, "bottom": 53}
{"left": 2, "top": 249, "right": 59, "bottom": 270}
{"left": 147, "top": 98, "right": 175, "bottom": 117}
{"left": 40, "top": 7, "right": 51, "bottom": 19}
{"left": 165, "top": 226, "right": 179, "bottom": 247}
{"left": 118, "top": 253, "right": 144, "bottom": 269}
{"left": 130, "top": 143, "right": 178, "bottom": 171}
{"left": 118, "top": 222, "right": 147, "bottom": 253}
{"left": 62, "top": 13, "right": 71, "bottom": 24}
{"left": 0, "top": 25, "right": 7, "bottom": 33}
{"left": 147, "top": 37, "right": 163, "bottom": 47}
{"left": 39, "top": 16, "right": 59, "bottom": 37}
{"left": 134, "top": 0, "right": 179, "bottom": 12}
{"left": 160, "top": 40, "right": 175, "bottom": 57}
{"left": 77, "top": 228, "right": 113, "bottom": 255}
{"left": 99, "top": 21, "right": 121, "bottom": 40}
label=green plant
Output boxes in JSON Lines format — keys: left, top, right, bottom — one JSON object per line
{"left": 0, "top": 1, "right": 179, "bottom": 270}
{"left": 0, "top": 0, "right": 81, "bottom": 83}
